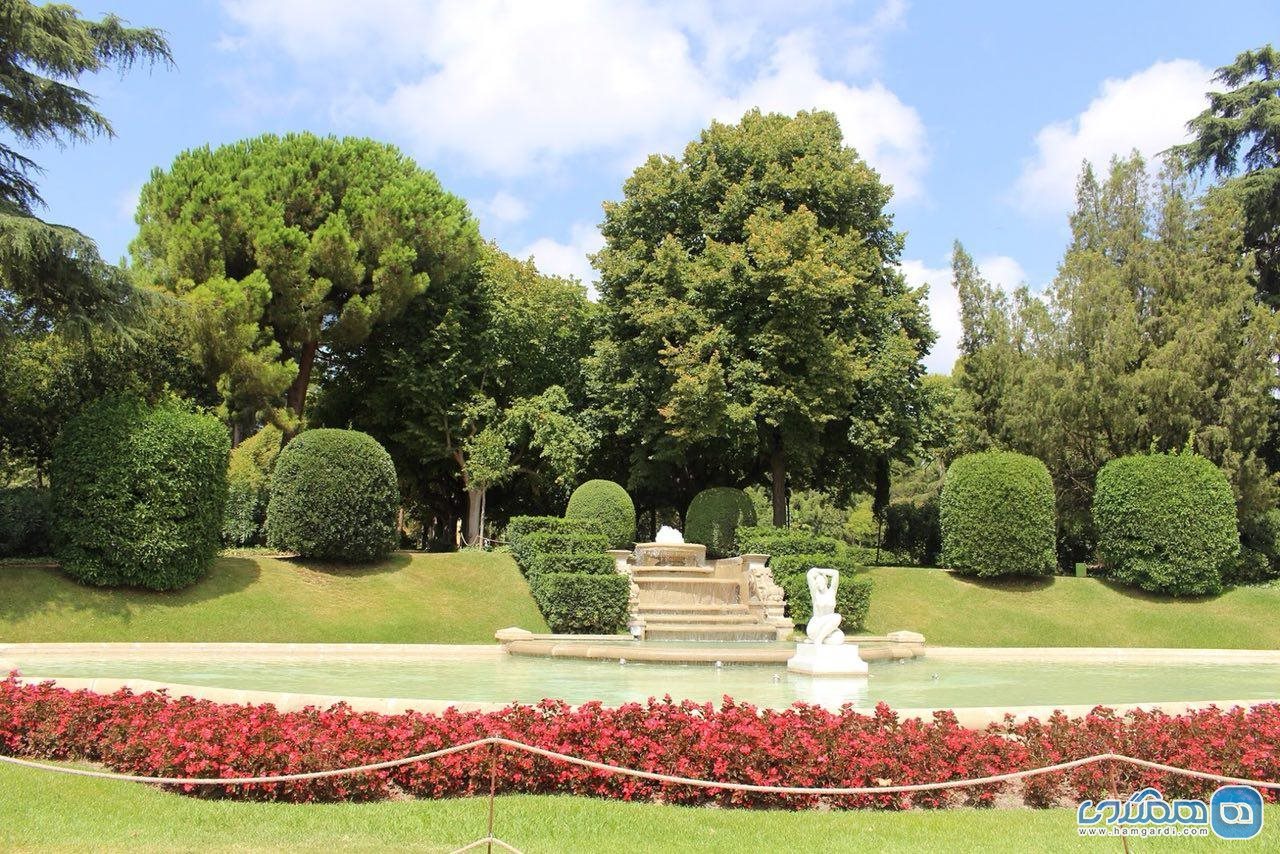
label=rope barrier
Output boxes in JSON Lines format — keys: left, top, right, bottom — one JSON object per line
{"left": 2, "top": 737, "right": 1278, "bottom": 793}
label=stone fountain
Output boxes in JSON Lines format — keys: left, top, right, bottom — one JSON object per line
{"left": 608, "top": 527, "right": 793, "bottom": 642}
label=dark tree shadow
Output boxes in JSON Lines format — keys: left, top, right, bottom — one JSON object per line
{"left": 1095, "top": 578, "right": 1222, "bottom": 605}
{"left": 275, "top": 551, "right": 412, "bottom": 578}
{"left": 948, "top": 573, "right": 1055, "bottom": 593}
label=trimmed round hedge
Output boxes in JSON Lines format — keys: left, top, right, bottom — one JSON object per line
{"left": 939, "top": 451, "right": 1056, "bottom": 577}
{"left": 1093, "top": 453, "right": 1238, "bottom": 596}
{"left": 222, "top": 425, "right": 283, "bottom": 547}
{"left": 266, "top": 429, "right": 398, "bottom": 563}
{"left": 686, "top": 487, "right": 756, "bottom": 557}
{"left": 51, "top": 397, "right": 229, "bottom": 590}
{"left": 564, "top": 480, "right": 635, "bottom": 549}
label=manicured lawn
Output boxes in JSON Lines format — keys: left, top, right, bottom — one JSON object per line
{"left": 0, "top": 551, "right": 548, "bottom": 643}
{"left": 864, "top": 566, "right": 1280, "bottom": 648}
{"left": 2, "top": 762, "right": 1273, "bottom": 853}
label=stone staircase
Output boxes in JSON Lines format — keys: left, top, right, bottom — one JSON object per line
{"left": 609, "top": 543, "right": 793, "bottom": 642}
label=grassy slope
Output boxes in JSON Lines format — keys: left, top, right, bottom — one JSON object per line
{"left": 864, "top": 566, "right": 1280, "bottom": 648}
{"left": 1, "top": 763, "right": 1271, "bottom": 853}
{"left": 0, "top": 551, "right": 547, "bottom": 643}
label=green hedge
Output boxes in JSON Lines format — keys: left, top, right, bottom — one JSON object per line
{"left": 737, "top": 526, "right": 842, "bottom": 558}
{"left": 533, "top": 573, "right": 630, "bottom": 634}
{"left": 768, "top": 552, "right": 862, "bottom": 582}
{"left": 781, "top": 570, "right": 872, "bottom": 631}
{"left": 51, "top": 397, "right": 229, "bottom": 590}
{"left": 0, "top": 487, "right": 52, "bottom": 558}
{"left": 1092, "top": 453, "right": 1238, "bottom": 596}
{"left": 506, "top": 515, "right": 603, "bottom": 549}
{"left": 1236, "top": 510, "right": 1280, "bottom": 584}
{"left": 527, "top": 552, "right": 615, "bottom": 581}
{"left": 685, "top": 487, "right": 756, "bottom": 557}
{"left": 512, "top": 531, "right": 610, "bottom": 575}
{"left": 939, "top": 451, "right": 1056, "bottom": 577}
{"left": 564, "top": 480, "right": 635, "bottom": 548}
{"left": 222, "top": 425, "right": 282, "bottom": 547}
{"left": 266, "top": 429, "right": 399, "bottom": 563}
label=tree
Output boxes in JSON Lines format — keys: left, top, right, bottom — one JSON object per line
{"left": 130, "top": 133, "right": 479, "bottom": 433}
{"left": 0, "top": 1, "right": 170, "bottom": 333}
{"left": 956, "top": 154, "right": 1279, "bottom": 562}
{"left": 591, "top": 109, "right": 933, "bottom": 526}
{"left": 1175, "top": 44, "right": 1280, "bottom": 304}
{"left": 317, "top": 245, "right": 598, "bottom": 547}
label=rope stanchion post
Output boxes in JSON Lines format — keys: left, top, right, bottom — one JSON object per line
{"left": 486, "top": 741, "right": 498, "bottom": 854}
{"left": 1108, "top": 756, "right": 1131, "bottom": 854}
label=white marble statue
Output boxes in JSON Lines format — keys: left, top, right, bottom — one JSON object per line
{"left": 655, "top": 525, "right": 684, "bottom": 544}
{"left": 805, "top": 567, "right": 845, "bottom": 646}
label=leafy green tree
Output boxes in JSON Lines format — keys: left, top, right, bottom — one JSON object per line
{"left": 317, "top": 246, "right": 597, "bottom": 547}
{"left": 130, "top": 133, "right": 479, "bottom": 432}
{"left": 590, "top": 109, "right": 933, "bottom": 526}
{"left": 1175, "top": 44, "right": 1280, "bottom": 304}
{"left": 0, "top": 1, "right": 170, "bottom": 333}
{"left": 956, "top": 154, "right": 1279, "bottom": 562}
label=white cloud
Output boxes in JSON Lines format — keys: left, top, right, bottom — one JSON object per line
{"left": 117, "top": 183, "right": 141, "bottom": 221}
{"left": 715, "top": 32, "right": 927, "bottom": 199}
{"left": 220, "top": 1, "right": 928, "bottom": 196}
{"left": 901, "top": 258, "right": 957, "bottom": 375}
{"left": 977, "top": 254, "right": 1025, "bottom": 293}
{"left": 1014, "top": 59, "right": 1210, "bottom": 216}
{"left": 519, "top": 223, "right": 605, "bottom": 294}
{"left": 478, "top": 191, "right": 530, "bottom": 226}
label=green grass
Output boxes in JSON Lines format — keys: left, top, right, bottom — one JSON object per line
{"left": 864, "top": 566, "right": 1280, "bottom": 648}
{"left": 2, "top": 762, "right": 1273, "bottom": 853}
{"left": 0, "top": 551, "right": 548, "bottom": 643}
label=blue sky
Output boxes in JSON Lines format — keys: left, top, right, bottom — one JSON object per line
{"left": 24, "top": 0, "right": 1279, "bottom": 372}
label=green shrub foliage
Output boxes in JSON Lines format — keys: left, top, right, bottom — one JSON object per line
{"left": 506, "top": 515, "right": 603, "bottom": 550}
{"left": 685, "top": 487, "right": 756, "bottom": 557}
{"left": 534, "top": 573, "right": 630, "bottom": 634}
{"left": 222, "top": 425, "right": 282, "bottom": 547}
{"left": 736, "top": 526, "right": 842, "bottom": 559}
{"left": 939, "top": 451, "right": 1056, "bottom": 577}
{"left": 883, "top": 497, "right": 941, "bottom": 566}
{"left": 1092, "top": 453, "right": 1239, "bottom": 596}
{"left": 1235, "top": 509, "right": 1280, "bottom": 584}
{"left": 768, "top": 552, "right": 862, "bottom": 582}
{"left": 781, "top": 570, "right": 872, "bottom": 631}
{"left": 51, "top": 397, "right": 229, "bottom": 590}
{"left": 564, "top": 480, "right": 635, "bottom": 548}
{"left": 527, "top": 552, "right": 615, "bottom": 582}
{"left": 511, "top": 531, "right": 610, "bottom": 575}
{"left": 266, "top": 429, "right": 399, "bottom": 563}
{"left": 0, "top": 487, "right": 52, "bottom": 557}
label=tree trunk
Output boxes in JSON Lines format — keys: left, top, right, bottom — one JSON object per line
{"left": 770, "top": 432, "right": 787, "bottom": 527}
{"left": 463, "top": 487, "right": 484, "bottom": 546}
{"left": 284, "top": 339, "right": 319, "bottom": 424}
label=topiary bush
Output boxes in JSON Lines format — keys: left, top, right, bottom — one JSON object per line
{"left": 527, "top": 552, "right": 615, "bottom": 582}
{"left": 0, "top": 487, "right": 52, "bottom": 558}
{"left": 939, "top": 451, "right": 1056, "bottom": 577}
{"left": 685, "top": 487, "right": 756, "bottom": 557}
{"left": 222, "top": 425, "right": 283, "bottom": 547}
{"left": 506, "top": 515, "right": 603, "bottom": 549}
{"left": 51, "top": 397, "right": 229, "bottom": 590}
{"left": 266, "top": 429, "right": 399, "bottom": 563}
{"left": 564, "top": 480, "right": 635, "bottom": 549}
{"left": 1092, "top": 453, "right": 1238, "bottom": 596}
{"left": 768, "top": 552, "right": 862, "bottom": 582}
{"left": 533, "top": 572, "right": 630, "bottom": 634}
{"left": 781, "top": 570, "right": 872, "bottom": 631}
{"left": 736, "top": 526, "right": 842, "bottom": 559}
{"left": 511, "top": 531, "right": 610, "bottom": 576}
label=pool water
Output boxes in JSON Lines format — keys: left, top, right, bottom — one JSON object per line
{"left": 13, "top": 654, "right": 1280, "bottom": 711}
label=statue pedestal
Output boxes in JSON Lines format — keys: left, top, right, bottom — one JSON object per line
{"left": 787, "top": 642, "right": 869, "bottom": 676}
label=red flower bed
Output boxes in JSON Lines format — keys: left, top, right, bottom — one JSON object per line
{"left": 1, "top": 676, "right": 1276, "bottom": 808}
